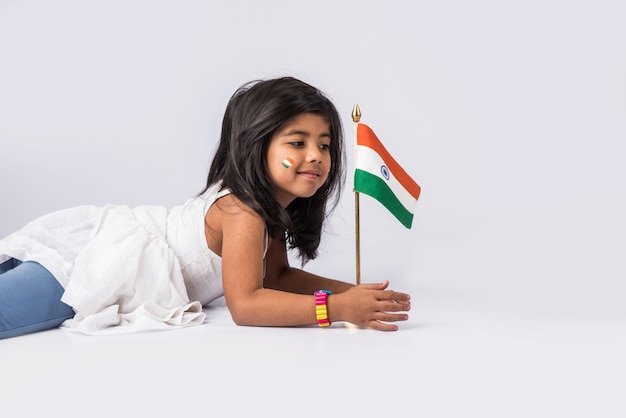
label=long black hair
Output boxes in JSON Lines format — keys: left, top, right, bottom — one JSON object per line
{"left": 201, "top": 76, "right": 345, "bottom": 264}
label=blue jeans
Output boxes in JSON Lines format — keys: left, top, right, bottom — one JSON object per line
{"left": 0, "top": 258, "right": 75, "bottom": 339}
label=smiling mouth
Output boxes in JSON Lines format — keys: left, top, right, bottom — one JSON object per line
{"left": 298, "top": 170, "right": 321, "bottom": 179}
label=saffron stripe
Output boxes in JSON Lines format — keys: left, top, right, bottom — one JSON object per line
{"left": 355, "top": 145, "right": 417, "bottom": 214}
{"left": 356, "top": 123, "right": 421, "bottom": 199}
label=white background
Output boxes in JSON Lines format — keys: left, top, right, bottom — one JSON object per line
{"left": 1, "top": 1, "right": 624, "bottom": 417}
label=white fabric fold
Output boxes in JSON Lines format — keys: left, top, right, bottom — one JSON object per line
{"left": 60, "top": 205, "right": 205, "bottom": 335}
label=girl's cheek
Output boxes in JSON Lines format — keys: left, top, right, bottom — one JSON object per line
{"left": 281, "top": 157, "right": 294, "bottom": 169}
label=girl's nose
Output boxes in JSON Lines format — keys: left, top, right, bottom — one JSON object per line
{"left": 306, "top": 145, "right": 322, "bottom": 163}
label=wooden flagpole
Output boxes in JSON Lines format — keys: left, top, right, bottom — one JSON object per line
{"left": 352, "top": 103, "right": 362, "bottom": 285}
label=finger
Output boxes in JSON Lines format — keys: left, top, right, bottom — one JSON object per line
{"left": 392, "top": 291, "right": 411, "bottom": 302}
{"left": 367, "top": 320, "right": 400, "bottom": 332}
{"left": 374, "top": 311, "right": 409, "bottom": 323}
{"left": 378, "top": 300, "right": 411, "bottom": 312}
{"left": 373, "top": 290, "right": 411, "bottom": 302}
{"left": 360, "top": 280, "right": 389, "bottom": 291}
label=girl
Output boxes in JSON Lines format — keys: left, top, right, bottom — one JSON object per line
{"left": 0, "top": 77, "right": 411, "bottom": 339}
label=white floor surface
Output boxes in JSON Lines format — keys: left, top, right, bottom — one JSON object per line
{"left": 1, "top": 286, "right": 623, "bottom": 418}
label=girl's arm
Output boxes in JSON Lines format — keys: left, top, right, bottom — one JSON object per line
{"left": 263, "top": 240, "right": 411, "bottom": 330}
{"left": 262, "top": 238, "right": 354, "bottom": 295}
{"left": 217, "top": 197, "right": 410, "bottom": 331}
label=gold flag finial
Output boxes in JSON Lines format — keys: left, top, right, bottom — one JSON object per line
{"left": 351, "top": 103, "right": 361, "bottom": 123}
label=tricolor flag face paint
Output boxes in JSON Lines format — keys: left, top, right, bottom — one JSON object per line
{"left": 354, "top": 123, "right": 421, "bottom": 229}
{"left": 282, "top": 157, "right": 294, "bottom": 169}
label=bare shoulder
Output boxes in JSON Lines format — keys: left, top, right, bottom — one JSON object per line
{"left": 204, "top": 193, "right": 265, "bottom": 257}
{"left": 216, "top": 193, "right": 264, "bottom": 230}
{"left": 214, "top": 193, "right": 269, "bottom": 298}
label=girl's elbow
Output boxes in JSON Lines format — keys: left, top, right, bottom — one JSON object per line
{"left": 225, "top": 301, "right": 256, "bottom": 326}
{"left": 229, "top": 310, "right": 250, "bottom": 326}
{"left": 224, "top": 290, "right": 268, "bottom": 326}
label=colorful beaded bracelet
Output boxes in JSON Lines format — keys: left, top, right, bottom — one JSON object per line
{"left": 314, "top": 290, "right": 332, "bottom": 327}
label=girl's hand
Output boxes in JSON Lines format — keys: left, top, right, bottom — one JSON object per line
{"left": 329, "top": 280, "right": 411, "bottom": 331}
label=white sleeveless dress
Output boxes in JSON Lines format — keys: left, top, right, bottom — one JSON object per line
{"left": 0, "top": 182, "right": 231, "bottom": 335}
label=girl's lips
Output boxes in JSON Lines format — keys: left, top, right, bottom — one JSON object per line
{"left": 298, "top": 170, "right": 321, "bottom": 179}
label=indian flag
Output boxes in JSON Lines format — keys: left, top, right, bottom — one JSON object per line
{"left": 354, "top": 123, "right": 421, "bottom": 229}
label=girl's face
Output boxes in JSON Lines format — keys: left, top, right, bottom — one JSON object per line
{"left": 266, "top": 112, "right": 331, "bottom": 207}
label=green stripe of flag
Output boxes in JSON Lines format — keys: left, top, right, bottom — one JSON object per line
{"left": 354, "top": 169, "right": 414, "bottom": 228}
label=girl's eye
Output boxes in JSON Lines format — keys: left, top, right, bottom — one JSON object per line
{"left": 320, "top": 144, "right": 331, "bottom": 151}
{"left": 289, "top": 141, "right": 304, "bottom": 147}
